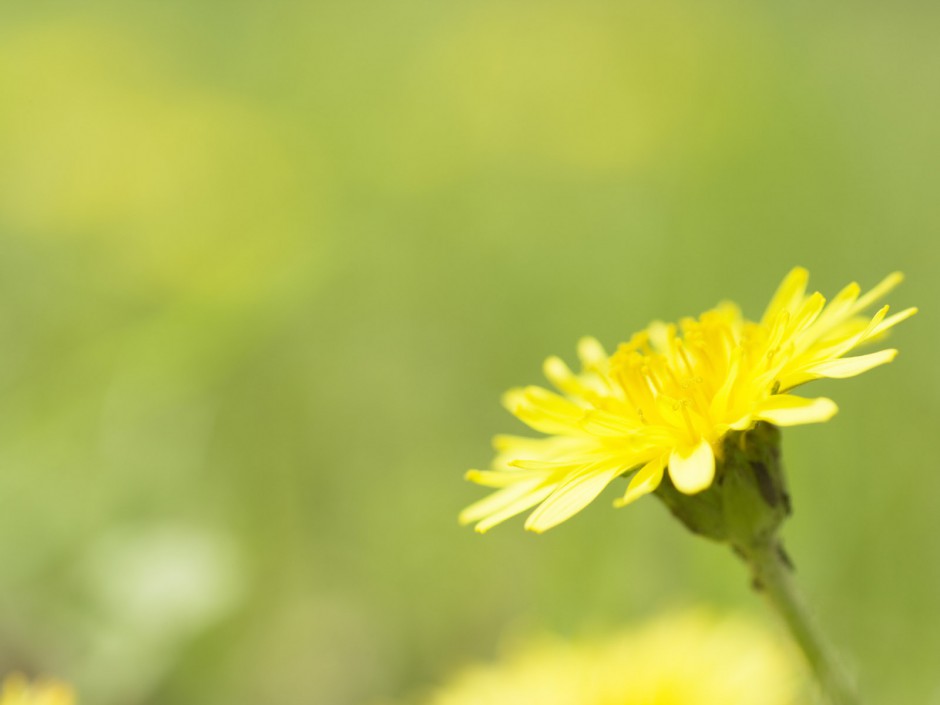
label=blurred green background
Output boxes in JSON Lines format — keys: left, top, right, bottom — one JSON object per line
{"left": 0, "top": 1, "right": 936, "bottom": 703}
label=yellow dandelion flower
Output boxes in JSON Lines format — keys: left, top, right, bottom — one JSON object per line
{"left": 0, "top": 675, "right": 75, "bottom": 705}
{"left": 425, "top": 609, "right": 806, "bottom": 705}
{"left": 461, "top": 268, "right": 916, "bottom": 533}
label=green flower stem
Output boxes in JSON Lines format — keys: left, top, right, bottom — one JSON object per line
{"left": 744, "top": 541, "right": 861, "bottom": 705}
{"left": 654, "top": 424, "right": 862, "bottom": 705}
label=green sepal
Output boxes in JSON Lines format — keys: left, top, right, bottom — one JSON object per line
{"left": 654, "top": 422, "right": 790, "bottom": 553}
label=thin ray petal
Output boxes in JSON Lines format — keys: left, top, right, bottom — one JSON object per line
{"left": 473, "top": 485, "right": 558, "bottom": 533}
{"left": 850, "top": 272, "right": 904, "bottom": 314}
{"left": 459, "top": 479, "right": 546, "bottom": 526}
{"left": 614, "top": 456, "right": 666, "bottom": 508}
{"left": 754, "top": 395, "right": 837, "bottom": 426}
{"left": 465, "top": 469, "right": 545, "bottom": 488}
{"left": 804, "top": 349, "right": 897, "bottom": 379}
{"left": 761, "top": 267, "right": 808, "bottom": 326}
{"left": 577, "top": 336, "right": 608, "bottom": 369}
{"left": 525, "top": 465, "right": 623, "bottom": 533}
{"left": 868, "top": 307, "right": 918, "bottom": 338}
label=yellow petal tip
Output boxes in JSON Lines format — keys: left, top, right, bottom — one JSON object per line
{"left": 543, "top": 355, "right": 566, "bottom": 376}
{"left": 500, "top": 388, "right": 525, "bottom": 411}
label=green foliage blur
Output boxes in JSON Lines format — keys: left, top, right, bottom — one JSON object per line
{"left": 0, "top": 1, "right": 936, "bottom": 703}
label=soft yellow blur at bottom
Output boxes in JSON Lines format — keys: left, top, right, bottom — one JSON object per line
{"left": 0, "top": 676, "right": 75, "bottom": 705}
{"left": 425, "top": 610, "right": 807, "bottom": 705}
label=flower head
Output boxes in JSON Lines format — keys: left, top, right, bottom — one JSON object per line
{"left": 0, "top": 676, "right": 74, "bottom": 705}
{"left": 424, "top": 609, "right": 804, "bottom": 705}
{"left": 461, "top": 268, "right": 915, "bottom": 533}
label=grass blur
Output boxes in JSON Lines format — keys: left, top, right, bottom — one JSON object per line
{"left": 0, "top": 1, "right": 937, "bottom": 703}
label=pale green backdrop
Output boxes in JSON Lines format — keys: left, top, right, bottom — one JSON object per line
{"left": 0, "top": 1, "right": 936, "bottom": 703}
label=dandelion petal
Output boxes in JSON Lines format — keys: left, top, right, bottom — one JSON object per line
{"left": 761, "top": 267, "right": 808, "bottom": 325}
{"left": 577, "top": 336, "right": 608, "bottom": 368}
{"left": 524, "top": 466, "right": 622, "bottom": 533}
{"left": 614, "top": 456, "right": 666, "bottom": 507}
{"left": 459, "top": 479, "right": 545, "bottom": 526}
{"left": 870, "top": 307, "right": 917, "bottom": 337}
{"left": 755, "top": 395, "right": 837, "bottom": 426}
{"left": 668, "top": 440, "right": 715, "bottom": 495}
{"left": 467, "top": 484, "right": 557, "bottom": 534}
{"left": 803, "top": 349, "right": 897, "bottom": 380}
{"left": 850, "top": 271, "right": 904, "bottom": 315}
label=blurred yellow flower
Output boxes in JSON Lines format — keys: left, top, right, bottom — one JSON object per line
{"left": 462, "top": 268, "right": 915, "bottom": 533}
{"left": 426, "top": 610, "right": 804, "bottom": 705}
{"left": 0, "top": 676, "right": 74, "bottom": 705}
